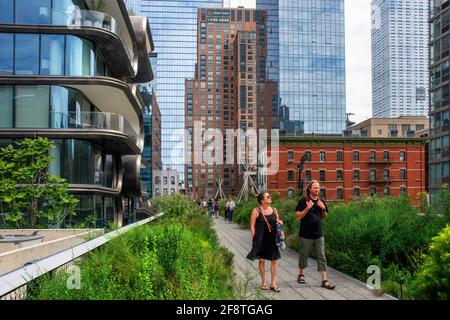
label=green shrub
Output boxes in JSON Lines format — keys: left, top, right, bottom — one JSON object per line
{"left": 27, "top": 205, "right": 235, "bottom": 300}
{"left": 411, "top": 225, "right": 450, "bottom": 300}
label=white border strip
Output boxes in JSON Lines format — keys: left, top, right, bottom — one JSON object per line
{"left": 0, "top": 213, "right": 164, "bottom": 297}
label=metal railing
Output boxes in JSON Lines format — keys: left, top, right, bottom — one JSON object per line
{"left": 50, "top": 112, "right": 139, "bottom": 144}
{"left": 0, "top": 213, "right": 164, "bottom": 299}
{"left": 26, "top": 8, "right": 135, "bottom": 62}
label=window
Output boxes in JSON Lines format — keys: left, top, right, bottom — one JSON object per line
{"left": 41, "top": 34, "right": 65, "bottom": 75}
{"left": 15, "top": 0, "right": 51, "bottom": 24}
{"left": 384, "top": 187, "right": 390, "bottom": 196}
{"left": 383, "top": 151, "right": 390, "bottom": 161}
{"left": 370, "top": 187, "right": 376, "bottom": 196}
{"left": 287, "top": 151, "right": 294, "bottom": 163}
{"left": 378, "top": 129, "right": 382, "bottom": 135}
{"left": 400, "top": 169, "right": 406, "bottom": 180}
{"left": 384, "top": 169, "right": 390, "bottom": 181}
{"left": 336, "top": 188, "right": 343, "bottom": 200}
{"left": 0, "top": 33, "right": 14, "bottom": 74}
{"left": 353, "top": 151, "right": 359, "bottom": 162}
{"left": 400, "top": 151, "right": 406, "bottom": 161}
{"left": 353, "top": 170, "right": 360, "bottom": 181}
{"left": 336, "top": 151, "right": 343, "bottom": 162}
{"left": 305, "top": 170, "right": 311, "bottom": 182}
{"left": 319, "top": 151, "right": 326, "bottom": 162}
{"left": 369, "top": 169, "right": 376, "bottom": 181}
{"left": 15, "top": 85, "right": 50, "bottom": 128}
{"left": 288, "top": 170, "right": 294, "bottom": 181}
{"left": 305, "top": 151, "right": 311, "bottom": 161}
{"left": 400, "top": 187, "right": 407, "bottom": 195}
{"left": 15, "top": 34, "right": 40, "bottom": 75}
{"left": 0, "top": 0, "right": 14, "bottom": 23}
{"left": 66, "top": 36, "right": 94, "bottom": 76}
{"left": 163, "top": 188, "right": 168, "bottom": 195}
{"left": 287, "top": 189, "right": 294, "bottom": 198}
{"left": 0, "top": 86, "right": 13, "bottom": 128}
{"left": 319, "top": 170, "right": 325, "bottom": 181}
{"left": 353, "top": 188, "right": 360, "bottom": 197}
{"left": 337, "top": 170, "right": 343, "bottom": 181}
{"left": 370, "top": 151, "right": 376, "bottom": 161}
{"left": 163, "top": 177, "right": 168, "bottom": 185}
{"left": 155, "top": 177, "right": 161, "bottom": 185}
{"left": 171, "top": 176, "right": 175, "bottom": 185}
{"left": 171, "top": 188, "right": 175, "bottom": 195}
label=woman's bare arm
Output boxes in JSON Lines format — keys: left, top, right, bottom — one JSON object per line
{"left": 250, "top": 208, "right": 258, "bottom": 238}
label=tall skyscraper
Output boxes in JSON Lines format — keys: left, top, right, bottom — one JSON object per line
{"left": 429, "top": 0, "right": 450, "bottom": 194}
{"left": 125, "top": 0, "right": 223, "bottom": 178}
{"left": 185, "top": 8, "right": 270, "bottom": 199}
{"left": 372, "top": 0, "right": 429, "bottom": 118}
{"left": 257, "top": 0, "right": 346, "bottom": 135}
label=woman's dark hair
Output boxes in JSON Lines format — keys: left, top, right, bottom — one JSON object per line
{"left": 257, "top": 192, "right": 268, "bottom": 204}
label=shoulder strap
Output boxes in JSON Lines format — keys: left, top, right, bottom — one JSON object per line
{"left": 257, "top": 207, "right": 273, "bottom": 233}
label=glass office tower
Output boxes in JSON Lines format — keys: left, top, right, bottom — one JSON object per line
{"left": 429, "top": 0, "right": 450, "bottom": 194}
{"left": 257, "top": 0, "right": 346, "bottom": 135}
{"left": 126, "top": 0, "right": 223, "bottom": 178}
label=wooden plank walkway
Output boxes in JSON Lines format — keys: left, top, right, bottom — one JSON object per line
{"left": 212, "top": 217, "right": 396, "bottom": 300}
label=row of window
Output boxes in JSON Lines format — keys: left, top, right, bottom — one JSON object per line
{"left": 287, "top": 150, "right": 406, "bottom": 162}
{"left": 154, "top": 188, "right": 176, "bottom": 196}
{"left": 0, "top": 85, "right": 100, "bottom": 129}
{"left": 155, "top": 176, "right": 177, "bottom": 185}
{"left": 287, "top": 169, "right": 406, "bottom": 182}
{"left": 0, "top": 0, "right": 87, "bottom": 25}
{"left": 0, "top": 33, "right": 110, "bottom": 77}
{"left": 0, "top": 138, "right": 117, "bottom": 189}
{"left": 286, "top": 186, "right": 406, "bottom": 199}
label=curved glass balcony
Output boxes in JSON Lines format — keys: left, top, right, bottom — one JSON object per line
{"left": 0, "top": 2, "right": 134, "bottom": 63}
{"left": 50, "top": 111, "right": 139, "bottom": 144}
{"left": 52, "top": 9, "right": 134, "bottom": 62}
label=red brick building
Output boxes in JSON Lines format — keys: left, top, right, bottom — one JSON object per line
{"left": 267, "top": 137, "right": 426, "bottom": 207}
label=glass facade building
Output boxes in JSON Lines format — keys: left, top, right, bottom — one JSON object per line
{"left": 257, "top": 0, "right": 346, "bottom": 135}
{"left": 372, "top": 0, "right": 429, "bottom": 118}
{"left": 0, "top": 0, "right": 155, "bottom": 227}
{"left": 125, "top": 0, "right": 223, "bottom": 178}
{"left": 429, "top": 0, "right": 450, "bottom": 194}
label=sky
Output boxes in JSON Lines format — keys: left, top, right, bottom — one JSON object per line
{"left": 226, "top": 0, "right": 373, "bottom": 125}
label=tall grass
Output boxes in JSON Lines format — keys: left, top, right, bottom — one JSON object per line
{"left": 27, "top": 195, "right": 235, "bottom": 300}
{"left": 233, "top": 192, "right": 450, "bottom": 299}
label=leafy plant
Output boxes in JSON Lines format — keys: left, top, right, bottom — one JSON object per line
{"left": 0, "top": 138, "right": 78, "bottom": 229}
{"left": 411, "top": 225, "right": 450, "bottom": 300}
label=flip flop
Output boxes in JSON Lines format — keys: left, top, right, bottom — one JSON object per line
{"left": 260, "top": 285, "right": 268, "bottom": 290}
{"left": 269, "top": 286, "right": 281, "bottom": 293}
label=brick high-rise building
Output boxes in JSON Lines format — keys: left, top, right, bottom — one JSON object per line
{"left": 185, "top": 8, "right": 272, "bottom": 200}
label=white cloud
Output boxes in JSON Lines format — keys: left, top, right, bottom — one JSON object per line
{"left": 226, "top": 0, "right": 255, "bottom": 8}
{"left": 345, "top": 0, "right": 372, "bottom": 124}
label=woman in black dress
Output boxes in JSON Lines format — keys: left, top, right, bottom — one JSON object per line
{"left": 246, "top": 192, "right": 283, "bottom": 292}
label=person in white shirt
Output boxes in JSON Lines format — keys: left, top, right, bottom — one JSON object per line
{"left": 226, "top": 197, "right": 236, "bottom": 223}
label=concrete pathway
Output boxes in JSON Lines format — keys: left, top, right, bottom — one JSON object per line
{"left": 212, "top": 217, "right": 396, "bottom": 300}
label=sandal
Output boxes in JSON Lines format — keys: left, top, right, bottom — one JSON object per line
{"left": 297, "top": 274, "right": 306, "bottom": 284}
{"left": 321, "top": 280, "right": 336, "bottom": 290}
{"left": 269, "top": 286, "right": 281, "bottom": 293}
{"left": 260, "top": 285, "right": 268, "bottom": 290}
